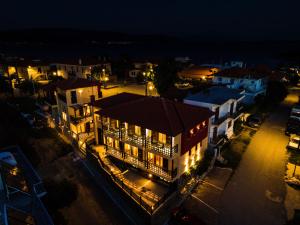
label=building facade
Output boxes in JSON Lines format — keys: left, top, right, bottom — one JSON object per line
{"left": 48, "top": 79, "right": 102, "bottom": 149}
{"left": 184, "top": 87, "right": 244, "bottom": 145}
{"left": 212, "top": 68, "right": 267, "bottom": 104}
{"left": 51, "top": 59, "right": 112, "bottom": 80}
{"left": 94, "top": 93, "right": 213, "bottom": 183}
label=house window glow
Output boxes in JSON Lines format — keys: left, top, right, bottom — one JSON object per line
{"left": 62, "top": 112, "right": 67, "bottom": 121}
{"left": 158, "top": 133, "right": 166, "bottom": 144}
{"left": 135, "top": 126, "right": 141, "bottom": 136}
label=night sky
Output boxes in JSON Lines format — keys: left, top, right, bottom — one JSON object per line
{"left": 1, "top": 0, "right": 300, "bottom": 40}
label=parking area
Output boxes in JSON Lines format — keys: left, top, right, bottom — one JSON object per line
{"left": 183, "top": 167, "right": 232, "bottom": 225}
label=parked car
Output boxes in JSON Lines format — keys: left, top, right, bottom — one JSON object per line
{"left": 286, "top": 117, "right": 300, "bottom": 135}
{"left": 246, "top": 114, "right": 263, "bottom": 128}
{"left": 287, "top": 134, "right": 300, "bottom": 150}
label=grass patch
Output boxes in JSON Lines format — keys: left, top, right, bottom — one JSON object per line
{"left": 220, "top": 129, "right": 255, "bottom": 169}
{"left": 195, "top": 149, "right": 214, "bottom": 175}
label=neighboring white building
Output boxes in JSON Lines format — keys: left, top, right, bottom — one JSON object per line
{"left": 51, "top": 59, "right": 112, "bottom": 80}
{"left": 128, "top": 62, "right": 156, "bottom": 78}
{"left": 212, "top": 68, "right": 267, "bottom": 104}
{"left": 184, "top": 86, "right": 245, "bottom": 145}
{"left": 54, "top": 78, "right": 102, "bottom": 151}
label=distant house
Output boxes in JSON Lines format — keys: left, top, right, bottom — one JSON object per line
{"left": 0, "top": 146, "right": 54, "bottom": 225}
{"left": 94, "top": 93, "right": 213, "bottom": 182}
{"left": 50, "top": 58, "right": 112, "bottom": 80}
{"left": 128, "top": 61, "right": 156, "bottom": 79}
{"left": 184, "top": 87, "right": 245, "bottom": 145}
{"left": 212, "top": 68, "right": 267, "bottom": 104}
{"left": 178, "top": 66, "right": 220, "bottom": 80}
{"left": 5, "top": 60, "right": 50, "bottom": 80}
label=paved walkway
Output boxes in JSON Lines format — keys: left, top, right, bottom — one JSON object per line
{"left": 218, "top": 97, "right": 293, "bottom": 225}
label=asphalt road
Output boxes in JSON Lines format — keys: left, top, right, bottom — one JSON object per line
{"left": 218, "top": 93, "right": 299, "bottom": 225}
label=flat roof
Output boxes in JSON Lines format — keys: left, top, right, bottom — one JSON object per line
{"left": 185, "top": 86, "right": 244, "bottom": 105}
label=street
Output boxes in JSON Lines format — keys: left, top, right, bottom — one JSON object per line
{"left": 218, "top": 91, "right": 299, "bottom": 225}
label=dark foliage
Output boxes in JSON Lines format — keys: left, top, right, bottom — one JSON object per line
{"left": 154, "top": 59, "right": 180, "bottom": 95}
{"left": 266, "top": 80, "right": 288, "bottom": 103}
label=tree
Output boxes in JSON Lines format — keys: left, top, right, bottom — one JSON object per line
{"left": 18, "top": 79, "right": 41, "bottom": 95}
{"left": 91, "top": 66, "right": 104, "bottom": 80}
{"left": 154, "top": 60, "right": 180, "bottom": 95}
{"left": 0, "top": 76, "right": 11, "bottom": 94}
{"left": 265, "top": 80, "right": 288, "bottom": 104}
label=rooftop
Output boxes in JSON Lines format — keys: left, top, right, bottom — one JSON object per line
{"left": 0, "top": 146, "right": 53, "bottom": 225}
{"left": 56, "top": 78, "right": 100, "bottom": 91}
{"left": 215, "top": 67, "right": 267, "bottom": 79}
{"left": 97, "top": 94, "right": 213, "bottom": 136}
{"left": 93, "top": 92, "right": 145, "bottom": 109}
{"left": 185, "top": 86, "right": 244, "bottom": 105}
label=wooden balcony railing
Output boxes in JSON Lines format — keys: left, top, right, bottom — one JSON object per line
{"left": 103, "top": 128, "right": 178, "bottom": 158}
{"left": 106, "top": 146, "right": 177, "bottom": 181}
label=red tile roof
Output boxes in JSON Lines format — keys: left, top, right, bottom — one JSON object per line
{"left": 215, "top": 67, "right": 267, "bottom": 79}
{"left": 93, "top": 92, "right": 145, "bottom": 109}
{"left": 97, "top": 95, "right": 214, "bottom": 136}
{"left": 56, "top": 78, "right": 100, "bottom": 90}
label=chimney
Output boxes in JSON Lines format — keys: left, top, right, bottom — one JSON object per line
{"left": 78, "top": 58, "right": 82, "bottom": 65}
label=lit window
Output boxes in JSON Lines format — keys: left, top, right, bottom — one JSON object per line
{"left": 135, "top": 125, "right": 141, "bottom": 136}
{"left": 158, "top": 133, "right": 166, "bottom": 143}
{"left": 131, "top": 146, "right": 138, "bottom": 157}
{"left": 62, "top": 112, "right": 67, "bottom": 121}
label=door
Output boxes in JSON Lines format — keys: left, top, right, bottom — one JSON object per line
{"left": 213, "top": 126, "right": 218, "bottom": 141}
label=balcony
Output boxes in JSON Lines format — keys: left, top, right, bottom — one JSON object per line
{"left": 212, "top": 113, "right": 230, "bottom": 125}
{"left": 69, "top": 114, "right": 92, "bottom": 124}
{"left": 229, "top": 110, "right": 243, "bottom": 120}
{"left": 102, "top": 128, "right": 178, "bottom": 158}
{"left": 103, "top": 128, "right": 120, "bottom": 139}
{"left": 106, "top": 146, "right": 177, "bottom": 181}
{"left": 145, "top": 139, "right": 178, "bottom": 158}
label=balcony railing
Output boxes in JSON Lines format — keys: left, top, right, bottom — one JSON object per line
{"left": 213, "top": 113, "right": 230, "bottom": 125}
{"left": 145, "top": 139, "right": 178, "bottom": 158}
{"left": 103, "top": 128, "right": 178, "bottom": 158}
{"left": 69, "top": 114, "right": 92, "bottom": 124}
{"left": 106, "top": 146, "right": 177, "bottom": 181}
{"left": 228, "top": 110, "right": 243, "bottom": 120}
{"left": 103, "top": 128, "right": 120, "bottom": 139}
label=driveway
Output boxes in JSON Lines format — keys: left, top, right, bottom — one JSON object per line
{"left": 218, "top": 93, "right": 298, "bottom": 225}
{"left": 184, "top": 167, "right": 232, "bottom": 225}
